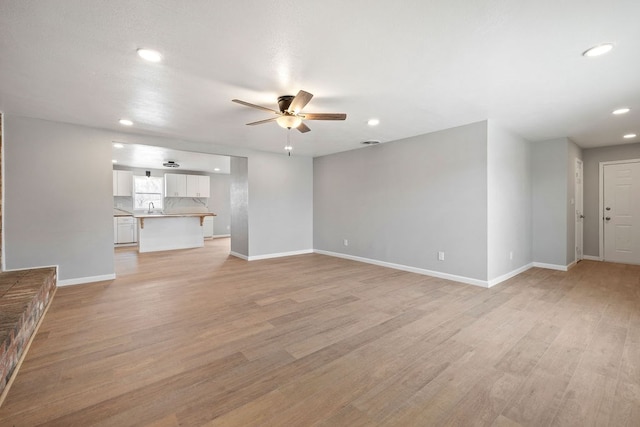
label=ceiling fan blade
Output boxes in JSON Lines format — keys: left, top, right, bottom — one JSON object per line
{"left": 299, "top": 113, "right": 347, "bottom": 121}
{"left": 246, "top": 117, "right": 279, "bottom": 126}
{"left": 287, "top": 90, "right": 313, "bottom": 114}
{"left": 297, "top": 122, "right": 311, "bottom": 133}
{"left": 232, "top": 99, "right": 279, "bottom": 114}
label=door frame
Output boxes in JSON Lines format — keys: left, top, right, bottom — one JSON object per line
{"left": 599, "top": 158, "right": 640, "bottom": 260}
{"left": 575, "top": 158, "right": 583, "bottom": 262}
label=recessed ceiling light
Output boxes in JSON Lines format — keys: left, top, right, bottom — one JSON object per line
{"left": 214, "top": 168, "right": 220, "bottom": 172}
{"left": 582, "top": 43, "right": 614, "bottom": 57}
{"left": 612, "top": 108, "right": 631, "bottom": 115}
{"left": 113, "top": 143, "right": 124, "bottom": 148}
{"left": 623, "top": 133, "right": 637, "bottom": 139}
{"left": 367, "top": 118, "right": 380, "bottom": 126}
{"left": 119, "top": 119, "right": 133, "bottom": 126}
{"left": 112, "top": 159, "right": 118, "bottom": 163}
{"left": 136, "top": 48, "right": 162, "bottom": 62}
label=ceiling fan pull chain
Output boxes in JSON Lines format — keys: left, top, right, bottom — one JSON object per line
{"left": 285, "top": 129, "right": 293, "bottom": 156}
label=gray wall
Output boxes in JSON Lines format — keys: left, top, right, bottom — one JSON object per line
{"left": 531, "top": 139, "right": 568, "bottom": 266}
{"left": 531, "top": 137, "right": 582, "bottom": 267}
{"left": 314, "top": 121, "right": 489, "bottom": 281}
{"left": 487, "top": 122, "right": 532, "bottom": 280}
{"left": 582, "top": 143, "right": 640, "bottom": 257}
{"left": 248, "top": 153, "right": 313, "bottom": 256}
{"left": 230, "top": 156, "right": 249, "bottom": 257}
{"left": 207, "top": 173, "right": 231, "bottom": 236}
{"left": 4, "top": 116, "right": 114, "bottom": 280}
{"left": 4, "top": 116, "right": 313, "bottom": 281}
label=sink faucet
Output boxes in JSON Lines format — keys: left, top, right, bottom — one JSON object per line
{"left": 148, "top": 202, "right": 154, "bottom": 213}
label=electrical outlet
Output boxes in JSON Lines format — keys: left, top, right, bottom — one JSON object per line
{"left": 343, "top": 239, "right": 349, "bottom": 246}
{"left": 438, "top": 251, "right": 445, "bottom": 261}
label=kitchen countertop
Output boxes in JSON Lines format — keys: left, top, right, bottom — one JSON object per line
{"left": 133, "top": 212, "right": 216, "bottom": 229}
{"left": 113, "top": 208, "right": 133, "bottom": 217}
{"left": 133, "top": 212, "right": 216, "bottom": 219}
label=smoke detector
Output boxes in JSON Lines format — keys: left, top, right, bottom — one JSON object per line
{"left": 163, "top": 161, "right": 180, "bottom": 168}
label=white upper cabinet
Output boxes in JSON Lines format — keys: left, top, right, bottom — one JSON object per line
{"left": 186, "top": 175, "right": 210, "bottom": 198}
{"left": 165, "top": 173, "right": 187, "bottom": 197}
{"left": 165, "top": 173, "right": 209, "bottom": 198}
{"left": 113, "top": 170, "right": 133, "bottom": 196}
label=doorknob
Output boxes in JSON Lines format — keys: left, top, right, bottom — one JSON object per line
{"left": 605, "top": 217, "right": 611, "bottom": 221}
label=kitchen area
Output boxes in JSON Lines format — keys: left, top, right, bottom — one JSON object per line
{"left": 112, "top": 143, "right": 231, "bottom": 253}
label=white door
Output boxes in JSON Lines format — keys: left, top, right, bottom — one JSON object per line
{"left": 575, "top": 159, "right": 584, "bottom": 261}
{"left": 603, "top": 161, "right": 640, "bottom": 264}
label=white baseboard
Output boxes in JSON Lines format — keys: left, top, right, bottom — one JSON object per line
{"left": 582, "top": 255, "right": 602, "bottom": 261}
{"left": 314, "top": 249, "right": 489, "bottom": 288}
{"left": 248, "top": 249, "right": 314, "bottom": 261}
{"left": 230, "top": 251, "right": 248, "bottom": 260}
{"left": 57, "top": 274, "right": 116, "bottom": 287}
{"left": 487, "top": 263, "right": 533, "bottom": 288}
{"left": 532, "top": 262, "right": 570, "bottom": 271}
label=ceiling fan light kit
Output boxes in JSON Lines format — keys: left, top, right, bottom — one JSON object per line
{"left": 232, "top": 90, "right": 346, "bottom": 134}
{"left": 276, "top": 115, "right": 302, "bottom": 129}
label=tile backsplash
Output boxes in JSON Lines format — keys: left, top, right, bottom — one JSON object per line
{"left": 114, "top": 196, "right": 209, "bottom": 213}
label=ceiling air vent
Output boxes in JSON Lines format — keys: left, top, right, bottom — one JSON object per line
{"left": 163, "top": 161, "right": 180, "bottom": 168}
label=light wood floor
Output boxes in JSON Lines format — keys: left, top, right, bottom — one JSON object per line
{"left": 1, "top": 239, "right": 639, "bottom": 426}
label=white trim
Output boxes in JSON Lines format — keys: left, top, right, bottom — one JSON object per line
{"left": 314, "top": 249, "right": 489, "bottom": 288}
{"left": 248, "top": 249, "right": 313, "bottom": 261}
{"left": 575, "top": 158, "right": 584, "bottom": 262}
{"left": 583, "top": 255, "right": 602, "bottom": 261}
{"left": 599, "top": 158, "right": 640, "bottom": 263}
{"left": 532, "top": 262, "right": 569, "bottom": 271}
{"left": 487, "top": 263, "right": 533, "bottom": 288}
{"left": 212, "top": 234, "right": 230, "bottom": 238}
{"left": 230, "top": 251, "right": 248, "bottom": 260}
{"left": 57, "top": 274, "right": 115, "bottom": 287}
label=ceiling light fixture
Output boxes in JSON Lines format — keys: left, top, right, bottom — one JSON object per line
{"left": 367, "top": 118, "right": 380, "bottom": 126}
{"left": 113, "top": 143, "right": 124, "bottom": 148}
{"left": 112, "top": 159, "right": 117, "bottom": 163}
{"left": 623, "top": 133, "right": 637, "bottom": 139}
{"left": 119, "top": 119, "right": 133, "bottom": 126}
{"left": 137, "top": 48, "right": 162, "bottom": 62}
{"left": 214, "top": 168, "right": 220, "bottom": 172}
{"left": 582, "top": 43, "right": 614, "bottom": 57}
{"left": 612, "top": 108, "right": 631, "bottom": 115}
{"left": 276, "top": 115, "right": 302, "bottom": 129}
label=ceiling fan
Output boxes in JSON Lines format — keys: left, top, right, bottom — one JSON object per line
{"left": 232, "top": 90, "right": 346, "bottom": 133}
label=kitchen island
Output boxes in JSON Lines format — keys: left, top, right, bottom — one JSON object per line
{"left": 134, "top": 212, "right": 216, "bottom": 253}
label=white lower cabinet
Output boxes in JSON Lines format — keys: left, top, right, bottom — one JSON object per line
{"left": 114, "top": 217, "right": 137, "bottom": 244}
{"left": 202, "top": 216, "right": 214, "bottom": 238}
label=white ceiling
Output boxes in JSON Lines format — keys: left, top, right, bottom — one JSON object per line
{"left": 112, "top": 143, "right": 230, "bottom": 174}
{"left": 1, "top": 1, "right": 639, "bottom": 157}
